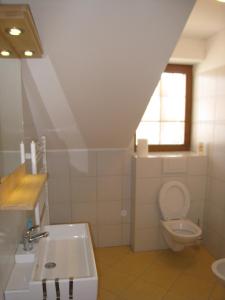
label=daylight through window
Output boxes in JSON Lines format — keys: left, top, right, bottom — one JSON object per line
{"left": 135, "top": 64, "right": 192, "bottom": 151}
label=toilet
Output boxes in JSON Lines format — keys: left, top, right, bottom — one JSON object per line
{"left": 158, "top": 181, "right": 202, "bottom": 251}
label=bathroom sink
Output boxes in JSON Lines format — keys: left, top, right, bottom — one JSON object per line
{"left": 5, "top": 223, "right": 98, "bottom": 300}
{"left": 211, "top": 258, "right": 225, "bottom": 285}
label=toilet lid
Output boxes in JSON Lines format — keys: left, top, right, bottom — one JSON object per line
{"left": 159, "top": 181, "right": 190, "bottom": 220}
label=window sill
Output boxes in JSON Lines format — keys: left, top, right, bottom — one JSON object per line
{"left": 133, "top": 151, "right": 206, "bottom": 159}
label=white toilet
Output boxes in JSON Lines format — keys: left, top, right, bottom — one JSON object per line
{"left": 158, "top": 181, "right": 202, "bottom": 251}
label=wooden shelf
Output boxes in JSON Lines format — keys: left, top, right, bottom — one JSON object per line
{"left": 0, "top": 5, "right": 43, "bottom": 58}
{"left": 0, "top": 164, "right": 47, "bottom": 210}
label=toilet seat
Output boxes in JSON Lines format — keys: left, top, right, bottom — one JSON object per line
{"left": 161, "top": 219, "right": 202, "bottom": 242}
{"left": 159, "top": 181, "right": 190, "bottom": 220}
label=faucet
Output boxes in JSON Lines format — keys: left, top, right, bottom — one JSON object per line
{"left": 23, "top": 225, "right": 49, "bottom": 251}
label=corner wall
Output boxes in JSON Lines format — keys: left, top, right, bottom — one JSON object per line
{"left": 193, "top": 27, "right": 225, "bottom": 257}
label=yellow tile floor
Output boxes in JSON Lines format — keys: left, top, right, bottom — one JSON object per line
{"left": 94, "top": 246, "right": 225, "bottom": 300}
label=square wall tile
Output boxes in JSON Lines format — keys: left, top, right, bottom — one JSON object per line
{"left": 97, "top": 150, "right": 124, "bottom": 176}
{"left": 97, "top": 201, "right": 121, "bottom": 225}
{"left": 187, "top": 156, "right": 208, "bottom": 175}
{"left": 47, "top": 151, "right": 70, "bottom": 179}
{"left": 98, "top": 224, "right": 122, "bottom": 247}
{"left": 71, "top": 202, "right": 97, "bottom": 225}
{"left": 208, "top": 178, "right": 225, "bottom": 210}
{"left": 136, "top": 157, "right": 162, "bottom": 178}
{"left": 48, "top": 178, "right": 71, "bottom": 204}
{"left": 123, "top": 151, "right": 132, "bottom": 176}
{"left": 122, "top": 176, "right": 131, "bottom": 200}
{"left": 71, "top": 177, "right": 96, "bottom": 203}
{"left": 163, "top": 157, "right": 187, "bottom": 174}
{"left": 187, "top": 176, "right": 207, "bottom": 201}
{"left": 122, "top": 223, "right": 131, "bottom": 245}
{"left": 50, "top": 202, "right": 71, "bottom": 224}
{"left": 135, "top": 203, "right": 160, "bottom": 229}
{"left": 121, "top": 198, "right": 131, "bottom": 224}
{"left": 136, "top": 178, "right": 161, "bottom": 204}
{"left": 133, "top": 227, "right": 167, "bottom": 251}
{"left": 97, "top": 176, "right": 122, "bottom": 202}
{"left": 68, "top": 150, "right": 97, "bottom": 178}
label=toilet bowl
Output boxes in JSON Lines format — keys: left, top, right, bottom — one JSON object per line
{"left": 212, "top": 258, "right": 225, "bottom": 285}
{"left": 158, "top": 181, "right": 202, "bottom": 251}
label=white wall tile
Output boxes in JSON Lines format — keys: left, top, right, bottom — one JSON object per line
{"left": 69, "top": 150, "right": 97, "bottom": 178}
{"left": 97, "top": 201, "right": 121, "bottom": 225}
{"left": 48, "top": 178, "right": 71, "bottom": 204}
{"left": 187, "top": 176, "right": 207, "bottom": 201}
{"left": 97, "top": 176, "right": 122, "bottom": 202}
{"left": 71, "top": 202, "right": 97, "bottom": 225}
{"left": 50, "top": 202, "right": 71, "bottom": 224}
{"left": 98, "top": 225, "right": 122, "bottom": 247}
{"left": 187, "top": 156, "right": 208, "bottom": 175}
{"left": 122, "top": 223, "right": 131, "bottom": 245}
{"left": 136, "top": 178, "right": 161, "bottom": 204}
{"left": 47, "top": 151, "right": 70, "bottom": 179}
{"left": 121, "top": 197, "right": 131, "bottom": 224}
{"left": 133, "top": 227, "right": 167, "bottom": 251}
{"left": 97, "top": 150, "right": 124, "bottom": 176}
{"left": 136, "top": 157, "right": 162, "bottom": 178}
{"left": 71, "top": 177, "right": 96, "bottom": 203}
{"left": 163, "top": 157, "right": 187, "bottom": 174}
{"left": 135, "top": 203, "right": 160, "bottom": 228}
{"left": 122, "top": 175, "right": 131, "bottom": 200}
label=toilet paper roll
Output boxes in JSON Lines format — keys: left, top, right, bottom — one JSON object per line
{"left": 137, "top": 139, "right": 148, "bottom": 157}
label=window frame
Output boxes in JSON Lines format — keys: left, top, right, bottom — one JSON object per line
{"left": 135, "top": 64, "right": 193, "bottom": 152}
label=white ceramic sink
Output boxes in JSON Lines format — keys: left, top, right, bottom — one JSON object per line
{"left": 5, "top": 223, "right": 98, "bottom": 300}
{"left": 212, "top": 258, "right": 225, "bottom": 285}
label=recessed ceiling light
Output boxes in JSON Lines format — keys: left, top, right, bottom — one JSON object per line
{"left": 0, "top": 50, "right": 11, "bottom": 57}
{"left": 24, "top": 50, "right": 34, "bottom": 57}
{"left": 6, "top": 27, "right": 23, "bottom": 36}
{"left": 217, "top": 0, "right": 225, "bottom": 2}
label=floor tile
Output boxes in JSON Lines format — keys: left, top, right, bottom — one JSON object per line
{"left": 210, "top": 282, "right": 225, "bottom": 300}
{"left": 164, "top": 273, "right": 215, "bottom": 300}
{"left": 119, "top": 278, "right": 167, "bottom": 300}
{"left": 95, "top": 245, "right": 216, "bottom": 300}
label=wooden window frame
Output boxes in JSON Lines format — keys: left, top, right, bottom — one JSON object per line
{"left": 135, "top": 64, "right": 193, "bottom": 152}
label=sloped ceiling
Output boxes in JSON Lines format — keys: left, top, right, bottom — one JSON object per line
{"left": 17, "top": 0, "right": 195, "bottom": 149}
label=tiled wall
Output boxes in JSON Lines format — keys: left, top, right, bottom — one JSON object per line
{"left": 47, "top": 149, "right": 132, "bottom": 247}
{"left": 0, "top": 210, "right": 29, "bottom": 300}
{"left": 193, "top": 65, "right": 225, "bottom": 257}
{"left": 131, "top": 154, "right": 207, "bottom": 251}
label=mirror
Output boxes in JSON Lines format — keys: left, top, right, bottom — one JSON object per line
{"left": 0, "top": 59, "right": 24, "bottom": 179}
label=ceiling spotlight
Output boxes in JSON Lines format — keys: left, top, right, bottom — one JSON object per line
{"left": 24, "top": 50, "right": 34, "bottom": 57}
{"left": 7, "top": 27, "right": 23, "bottom": 36}
{"left": 0, "top": 50, "right": 11, "bottom": 57}
{"left": 216, "top": 0, "right": 225, "bottom": 2}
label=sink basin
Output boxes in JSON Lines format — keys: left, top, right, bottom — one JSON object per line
{"left": 212, "top": 258, "right": 225, "bottom": 285}
{"left": 5, "top": 223, "right": 98, "bottom": 300}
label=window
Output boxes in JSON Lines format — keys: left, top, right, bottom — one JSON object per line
{"left": 135, "top": 64, "right": 192, "bottom": 151}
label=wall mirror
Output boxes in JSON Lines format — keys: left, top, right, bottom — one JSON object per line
{"left": 0, "top": 59, "right": 24, "bottom": 180}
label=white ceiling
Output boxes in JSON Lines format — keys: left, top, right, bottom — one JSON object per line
{"left": 183, "top": 0, "right": 225, "bottom": 39}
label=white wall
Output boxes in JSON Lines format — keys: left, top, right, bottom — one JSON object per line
{"left": 170, "top": 37, "right": 206, "bottom": 64}
{"left": 131, "top": 154, "right": 207, "bottom": 251}
{"left": 47, "top": 149, "right": 132, "bottom": 247}
{"left": 20, "top": 0, "right": 195, "bottom": 149}
{"left": 193, "top": 27, "right": 225, "bottom": 257}
{"left": 0, "top": 210, "right": 30, "bottom": 300}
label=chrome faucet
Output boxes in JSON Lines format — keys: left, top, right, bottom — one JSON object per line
{"left": 23, "top": 225, "right": 49, "bottom": 251}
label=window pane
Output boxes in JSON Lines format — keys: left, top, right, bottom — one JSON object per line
{"left": 136, "top": 122, "right": 160, "bottom": 144}
{"left": 142, "top": 83, "right": 160, "bottom": 121}
{"left": 161, "top": 96, "right": 186, "bottom": 121}
{"left": 160, "top": 122, "right": 185, "bottom": 145}
{"left": 161, "top": 73, "right": 186, "bottom": 97}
